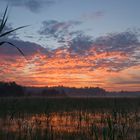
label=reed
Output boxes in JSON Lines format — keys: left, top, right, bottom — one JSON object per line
{"left": 0, "top": 97, "right": 139, "bottom": 140}
{"left": 0, "top": 6, "right": 28, "bottom": 58}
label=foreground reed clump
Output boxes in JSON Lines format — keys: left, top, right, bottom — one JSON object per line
{"left": 0, "top": 6, "right": 28, "bottom": 57}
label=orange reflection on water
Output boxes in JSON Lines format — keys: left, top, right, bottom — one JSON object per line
{"left": 0, "top": 112, "right": 112, "bottom": 134}
{"left": 0, "top": 111, "right": 138, "bottom": 135}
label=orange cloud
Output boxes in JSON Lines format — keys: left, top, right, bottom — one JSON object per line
{"left": 0, "top": 30, "right": 140, "bottom": 91}
{"left": 0, "top": 45, "right": 140, "bottom": 91}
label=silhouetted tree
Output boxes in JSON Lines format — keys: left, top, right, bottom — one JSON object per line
{"left": 0, "top": 81, "right": 24, "bottom": 97}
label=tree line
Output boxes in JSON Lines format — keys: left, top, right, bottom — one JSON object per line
{"left": 0, "top": 81, "right": 107, "bottom": 97}
{"left": 0, "top": 81, "right": 24, "bottom": 97}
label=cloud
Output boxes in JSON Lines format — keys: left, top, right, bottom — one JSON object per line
{"left": 2, "top": 0, "right": 55, "bottom": 12}
{"left": 1, "top": 29, "right": 140, "bottom": 72}
{"left": 114, "top": 79, "right": 140, "bottom": 85}
{"left": 94, "top": 31, "right": 139, "bottom": 53}
{"left": 0, "top": 23, "right": 47, "bottom": 57}
{"left": 68, "top": 34, "right": 93, "bottom": 54}
{"left": 39, "top": 20, "right": 82, "bottom": 41}
{"left": 0, "top": 30, "right": 140, "bottom": 90}
{"left": 68, "top": 30, "right": 139, "bottom": 52}
{"left": 0, "top": 38, "right": 47, "bottom": 57}
{"left": 108, "top": 68, "right": 140, "bottom": 85}
{"left": 66, "top": 30, "right": 140, "bottom": 71}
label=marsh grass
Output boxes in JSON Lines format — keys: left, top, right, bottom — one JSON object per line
{"left": 0, "top": 97, "right": 139, "bottom": 140}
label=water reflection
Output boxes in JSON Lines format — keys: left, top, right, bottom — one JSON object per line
{"left": 0, "top": 111, "right": 139, "bottom": 140}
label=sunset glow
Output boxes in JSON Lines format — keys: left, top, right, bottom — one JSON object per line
{"left": 0, "top": 45, "right": 140, "bottom": 91}
{"left": 0, "top": 0, "right": 140, "bottom": 91}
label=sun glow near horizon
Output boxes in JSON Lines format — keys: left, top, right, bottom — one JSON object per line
{"left": 0, "top": 48, "right": 140, "bottom": 91}
{"left": 0, "top": 0, "right": 140, "bottom": 91}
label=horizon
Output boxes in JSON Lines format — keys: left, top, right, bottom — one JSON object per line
{"left": 0, "top": 0, "right": 140, "bottom": 91}
{"left": 1, "top": 81, "right": 140, "bottom": 92}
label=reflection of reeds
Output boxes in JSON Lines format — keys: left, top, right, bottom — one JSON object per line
{"left": 90, "top": 109, "right": 139, "bottom": 140}
{"left": 0, "top": 98, "right": 139, "bottom": 140}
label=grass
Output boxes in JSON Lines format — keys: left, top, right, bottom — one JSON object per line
{"left": 0, "top": 97, "right": 139, "bottom": 116}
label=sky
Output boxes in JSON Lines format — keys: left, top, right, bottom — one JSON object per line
{"left": 0, "top": 0, "right": 140, "bottom": 91}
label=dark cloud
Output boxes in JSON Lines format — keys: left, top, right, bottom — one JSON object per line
{"left": 94, "top": 31, "right": 139, "bottom": 53}
{"left": 1, "top": 27, "right": 140, "bottom": 72}
{"left": 0, "top": 38, "right": 47, "bottom": 57}
{"left": 68, "top": 34, "right": 93, "bottom": 54}
{"left": 92, "top": 57, "right": 139, "bottom": 72}
{"left": 67, "top": 30, "right": 140, "bottom": 54}
{"left": 41, "top": 29, "right": 140, "bottom": 72}
{"left": 38, "top": 20, "right": 82, "bottom": 41}
{"left": 2, "top": 0, "right": 55, "bottom": 12}
{"left": 65, "top": 30, "right": 140, "bottom": 71}
{"left": 0, "top": 23, "right": 47, "bottom": 57}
